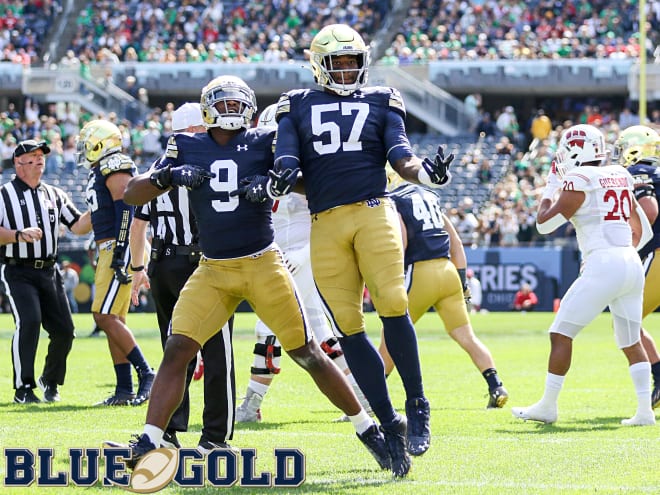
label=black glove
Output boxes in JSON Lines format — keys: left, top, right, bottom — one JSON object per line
{"left": 267, "top": 167, "right": 299, "bottom": 198}
{"left": 150, "top": 164, "right": 214, "bottom": 190}
{"left": 421, "top": 145, "right": 454, "bottom": 185}
{"left": 110, "top": 250, "right": 132, "bottom": 285}
{"left": 457, "top": 268, "right": 472, "bottom": 310}
{"left": 229, "top": 175, "right": 270, "bottom": 203}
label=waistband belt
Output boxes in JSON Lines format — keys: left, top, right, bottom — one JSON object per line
{"left": 4, "top": 258, "right": 56, "bottom": 269}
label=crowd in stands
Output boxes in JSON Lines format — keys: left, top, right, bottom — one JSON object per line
{"left": 1, "top": 94, "right": 649, "bottom": 252}
{"left": 3, "top": 1, "right": 660, "bottom": 65}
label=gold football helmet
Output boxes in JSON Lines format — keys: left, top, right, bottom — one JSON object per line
{"left": 614, "top": 125, "right": 660, "bottom": 167}
{"left": 76, "top": 120, "right": 123, "bottom": 168}
{"left": 309, "top": 24, "right": 370, "bottom": 96}
{"left": 200, "top": 75, "right": 257, "bottom": 130}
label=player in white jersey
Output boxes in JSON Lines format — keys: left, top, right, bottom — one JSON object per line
{"left": 236, "top": 105, "right": 370, "bottom": 422}
{"left": 512, "top": 124, "right": 655, "bottom": 426}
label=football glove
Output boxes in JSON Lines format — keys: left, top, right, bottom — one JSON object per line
{"left": 419, "top": 145, "right": 454, "bottom": 187}
{"left": 110, "top": 250, "right": 132, "bottom": 285}
{"left": 150, "top": 164, "right": 214, "bottom": 190}
{"left": 542, "top": 165, "right": 563, "bottom": 200}
{"left": 229, "top": 175, "right": 270, "bottom": 203}
{"left": 267, "top": 167, "right": 299, "bottom": 198}
{"left": 283, "top": 246, "right": 309, "bottom": 276}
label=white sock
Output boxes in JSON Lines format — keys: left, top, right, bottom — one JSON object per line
{"left": 247, "top": 380, "right": 269, "bottom": 397}
{"left": 629, "top": 361, "right": 652, "bottom": 412}
{"left": 143, "top": 424, "right": 163, "bottom": 447}
{"left": 349, "top": 410, "right": 373, "bottom": 435}
{"left": 539, "top": 372, "right": 565, "bottom": 406}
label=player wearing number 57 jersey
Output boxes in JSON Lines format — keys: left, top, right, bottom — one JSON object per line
{"left": 112, "top": 75, "right": 391, "bottom": 475}
{"left": 512, "top": 124, "right": 655, "bottom": 426}
{"left": 267, "top": 24, "right": 456, "bottom": 470}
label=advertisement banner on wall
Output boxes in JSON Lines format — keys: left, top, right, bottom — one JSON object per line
{"left": 465, "top": 246, "right": 580, "bottom": 312}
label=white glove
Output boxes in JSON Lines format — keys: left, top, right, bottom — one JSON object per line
{"left": 542, "top": 164, "right": 563, "bottom": 200}
{"left": 283, "top": 246, "right": 309, "bottom": 276}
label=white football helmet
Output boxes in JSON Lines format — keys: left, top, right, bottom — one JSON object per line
{"left": 257, "top": 103, "right": 278, "bottom": 128}
{"left": 200, "top": 75, "right": 257, "bottom": 130}
{"left": 554, "top": 124, "right": 607, "bottom": 179}
{"left": 309, "top": 24, "right": 370, "bottom": 96}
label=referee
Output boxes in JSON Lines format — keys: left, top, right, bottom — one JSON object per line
{"left": 129, "top": 103, "right": 236, "bottom": 452}
{"left": 0, "top": 139, "right": 91, "bottom": 403}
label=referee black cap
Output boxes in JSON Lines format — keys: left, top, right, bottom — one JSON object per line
{"left": 13, "top": 139, "right": 51, "bottom": 160}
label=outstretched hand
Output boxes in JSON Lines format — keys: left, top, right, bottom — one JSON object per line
{"left": 151, "top": 164, "right": 215, "bottom": 190}
{"left": 267, "top": 167, "right": 299, "bottom": 198}
{"left": 229, "top": 175, "right": 270, "bottom": 203}
{"left": 420, "top": 145, "right": 454, "bottom": 186}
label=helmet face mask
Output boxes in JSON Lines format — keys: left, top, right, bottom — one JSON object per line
{"left": 200, "top": 76, "right": 257, "bottom": 130}
{"left": 309, "top": 24, "right": 370, "bottom": 96}
{"left": 76, "top": 120, "right": 123, "bottom": 169}
{"left": 555, "top": 124, "right": 607, "bottom": 179}
{"left": 613, "top": 125, "right": 660, "bottom": 167}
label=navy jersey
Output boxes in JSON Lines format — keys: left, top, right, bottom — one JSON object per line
{"left": 85, "top": 152, "right": 137, "bottom": 241}
{"left": 275, "top": 87, "right": 415, "bottom": 214}
{"left": 629, "top": 159, "right": 660, "bottom": 259}
{"left": 157, "top": 128, "right": 275, "bottom": 258}
{"left": 391, "top": 183, "right": 450, "bottom": 266}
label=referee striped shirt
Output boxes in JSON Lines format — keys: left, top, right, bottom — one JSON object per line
{"left": 135, "top": 187, "right": 197, "bottom": 246}
{"left": 0, "top": 177, "right": 83, "bottom": 260}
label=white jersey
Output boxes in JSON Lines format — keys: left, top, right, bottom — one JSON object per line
{"left": 564, "top": 165, "right": 635, "bottom": 257}
{"left": 272, "top": 193, "right": 310, "bottom": 251}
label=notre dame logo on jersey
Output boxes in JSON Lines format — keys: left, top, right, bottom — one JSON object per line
{"left": 99, "top": 153, "right": 134, "bottom": 176}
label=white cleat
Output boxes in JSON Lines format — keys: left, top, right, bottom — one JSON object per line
{"left": 621, "top": 413, "right": 656, "bottom": 426}
{"left": 511, "top": 403, "right": 558, "bottom": 424}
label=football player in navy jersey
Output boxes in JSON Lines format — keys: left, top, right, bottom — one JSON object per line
{"left": 77, "top": 120, "right": 156, "bottom": 406}
{"left": 615, "top": 125, "right": 660, "bottom": 407}
{"left": 109, "top": 75, "right": 392, "bottom": 476}
{"left": 378, "top": 180, "right": 508, "bottom": 409}
{"left": 255, "top": 24, "right": 454, "bottom": 472}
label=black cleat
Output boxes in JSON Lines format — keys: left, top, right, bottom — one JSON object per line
{"left": 652, "top": 386, "right": 660, "bottom": 410}
{"left": 357, "top": 423, "right": 391, "bottom": 470}
{"left": 405, "top": 396, "right": 431, "bottom": 456}
{"left": 94, "top": 391, "right": 135, "bottom": 406}
{"left": 161, "top": 431, "right": 181, "bottom": 449}
{"left": 14, "top": 387, "right": 41, "bottom": 404}
{"left": 37, "top": 376, "right": 60, "bottom": 403}
{"left": 197, "top": 439, "right": 240, "bottom": 455}
{"left": 132, "top": 370, "right": 156, "bottom": 406}
{"left": 104, "top": 433, "right": 157, "bottom": 469}
{"left": 487, "top": 386, "right": 509, "bottom": 409}
{"left": 381, "top": 414, "right": 412, "bottom": 478}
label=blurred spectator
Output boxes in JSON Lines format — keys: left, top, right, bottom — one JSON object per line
{"left": 466, "top": 268, "right": 482, "bottom": 313}
{"left": 475, "top": 113, "right": 496, "bottom": 138}
{"left": 618, "top": 107, "right": 639, "bottom": 130}
{"left": 61, "top": 260, "right": 79, "bottom": 314}
{"left": 513, "top": 283, "right": 538, "bottom": 312}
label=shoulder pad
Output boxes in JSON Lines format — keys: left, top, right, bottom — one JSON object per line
{"left": 388, "top": 88, "right": 406, "bottom": 118}
{"left": 99, "top": 153, "right": 134, "bottom": 176}
{"left": 275, "top": 94, "right": 291, "bottom": 122}
{"left": 165, "top": 134, "right": 179, "bottom": 160}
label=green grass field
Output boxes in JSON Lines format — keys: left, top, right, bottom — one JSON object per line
{"left": 0, "top": 311, "right": 658, "bottom": 494}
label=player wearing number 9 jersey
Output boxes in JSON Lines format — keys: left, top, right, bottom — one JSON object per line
{"left": 270, "top": 24, "right": 460, "bottom": 468}
{"left": 512, "top": 124, "right": 655, "bottom": 426}
{"left": 114, "top": 75, "right": 391, "bottom": 474}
